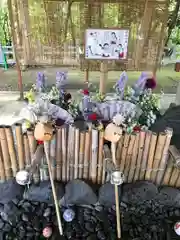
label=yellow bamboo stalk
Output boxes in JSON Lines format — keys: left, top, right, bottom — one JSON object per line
{"left": 74, "top": 128, "right": 80, "bottom": 179}
{"left": 133, "top": 131, "right": 146, "bottom": 181}
{"left": 0, "top": 127, "right": 12, "bottom": 179}
{"left": 15, "top": 124, "right": 25, "bottom": 170}
{"left": 5, "top": 126, "right": 18, "bottom": 176}
{"left": 150, "top": 133, "right": 166, "bottom": 183}
{"left": 145, "top": 133, "right": 157, "bottom": 180}
{"left": 83, "top": 131, "right": 91, "bottom": 180}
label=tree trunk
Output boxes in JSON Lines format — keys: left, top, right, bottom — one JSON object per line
{"left": 166, "top": 0, "right": 180, "bottom": 45}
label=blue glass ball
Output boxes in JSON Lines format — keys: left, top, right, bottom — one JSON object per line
{"left": 63, "top": 209, "right": 75, "bottom": 222}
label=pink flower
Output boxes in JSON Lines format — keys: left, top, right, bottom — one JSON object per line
{"left": 145, "top": 77, "right": 156, "bottom": 89}
{"left": 133, "top": 126, "right": 141, "bottom": 132}
{"left": 88, "top": 113, "right": 97, "bottom": 121}
{"left": 82, "top": 89, "right": 89, "bottom": 95}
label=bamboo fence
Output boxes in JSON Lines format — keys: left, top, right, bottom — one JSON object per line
{"left": 0, "top": 124, "right": 179, "bottom": 188}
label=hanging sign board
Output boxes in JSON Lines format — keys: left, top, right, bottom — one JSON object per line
{"left": 85, "top": 28, "right": 129, "bottom": 60}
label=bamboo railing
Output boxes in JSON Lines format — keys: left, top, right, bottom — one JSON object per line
{"left": 0, "top": 124, "right": 179, "bottom": 188}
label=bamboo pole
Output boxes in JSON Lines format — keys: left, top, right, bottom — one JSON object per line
{"left": 150, "top": 133, "right": 166, "bottom": 182}
{"left": 128, "top": 133, "right": 139, "bottom": 183}
{"left": 156, "top": 128, "right": 173, "bottom": 185}
{"left": 83, "top": 131, "right": 91, "bottom": 179}
{"left": 15, "top": 124, "right": 25, "bottom": 170}
{"left": 0, "top": 127, "right": 12, "bottom": 179}
{"left": 169, "top": 145, "right": 180, "bottom": 169}
{"left": 139, "top": 131, "right": 152, "bottom": 180}
{"left": 102, "top": 145, "right": 112, "bottom": 183}
{"left": 69, "top": 126, "right": 75, "bottom": 180}
{"left": 91, "top": 129, "right": 98, "bottom": 183}
{"left": 56, "top": 128, "right": 62, "bottom": 181}
{"left": 124, "top": 134, "right": 136, "bottom": 182}
{"left": 97, "top": 131, "right": 104, "bottom": 184}
{"left": 79, "top": 131, "right": 85, "bottom": 179}
{"left": 23, "top": 133, "right": 31, "bottom": 167}
{"left": 133, "top": 131, "right": 146, "bottom": 181}
{"left": 145, "top": 133, "right": 157, "bottom": 180}
{"left": 44, "top": 141, "right": 63, "bottom": 236}
{"left": 5, "top": 126, "right": 18, "bottom": 176}
{"left": 61, "top": 126, "right": 67, "bottom": 182}
{"left": 0, "top": 145, "right": 5, "bottom": 182}
{"left": 74, "top": 128, "right": 80, "bottom": 179}
{"left": 119, "top": 134, "right": 130, "bottom": 172}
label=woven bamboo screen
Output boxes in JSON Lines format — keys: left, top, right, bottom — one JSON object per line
{"left": 10, "top": 0, "right": 168, "bottom": 71}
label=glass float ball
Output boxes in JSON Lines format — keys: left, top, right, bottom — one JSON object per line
{"left": 42, "top": 226, "right": 53, "bottom": 238}
{"left": 174, "top": 222, "right": 180, "bottom": 236}
{"left": 63, "top": 209, "right": 75, "bottom": 222}
{"left": 16, "top": 170, "right": 30, "bottom": 185}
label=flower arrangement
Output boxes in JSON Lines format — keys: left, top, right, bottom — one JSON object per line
{"left": 22, "top": 71, "right": 162, "bottom": 134}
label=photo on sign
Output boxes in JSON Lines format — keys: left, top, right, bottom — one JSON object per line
{"left": 85, "top": 29, "right": 129, "bottom": 60}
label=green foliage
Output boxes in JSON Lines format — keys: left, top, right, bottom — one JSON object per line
{"left": 0, "top": 3, "right": 10, "bottom": 45}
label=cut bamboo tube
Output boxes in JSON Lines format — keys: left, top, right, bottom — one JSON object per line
{"left": 15, "top": 124, "right": 25, "bottom": 170}
{"left": 116, "top": 135, "right": 124, "bottom": 169}
{"left": 91, "top": 129, "right": 99, "bottom": 184}
{"left": 27, "top": 129, "right": 37, "bottom": 159}
{"left": 97, "top": 131, "right": 104, "bottom": 184}
{"left": 5, "top": 126, "right": 17, "bottom": 176}
{"left": 156, "top": 128, "right": 173, "bottom": 185}
{"left": 0, "top": 145, "right": 5, "bottom": 182}
{"left": 56, "top": 128, "right": 62, "bottom": 181}
{"left": 69, "top": 126, "right": 75, "bottom": 180}
{"left": 139, "top": 131, "right": 152, "bottom": 180}
{"left": 74, "top": 128, "right": 80, "bottom": 179}
{"left": 0, "top": 127, "right": 12, "bottom": 179}
{"left": 102, "top": 145, "right": 111, "bottom": 184}
{"left": 124, "top": 134, "right": 136, "bottom": 182}
{"left": 175, "top": 172, "right": 180, "bottom": 188}
{"left": 133, "top": 131, "right": 146, "bottom": 181}
{"left": 23, "top": 133, "right": 31, "bottom": 167}
{"left": 83, "top": 131, "right": 91, "bottom": 180}
{"left": 61, "top": 126, "right": 67, "bottom": 182}
{"left": 128, "top": 133, "right": 139, "bottom": 183}
{"left": 67, "top": 126, "right": 71, "bottom": 181}
{"left": 169, "top": 145, "right": 180, "bottom": 169}
{"left": 119, "top": 134, "right": 130, "bottom": 172}
{"left": 169, "top": 167, "right": 180, "bottom": 187}
{"left": 27, "top": 129, "right": 38, "bottom": 183}
{"left": 150, "top": 133, "right": 166, "bottom": 182}
{"left": 162, "top": 155, "right": 174, "bottom": 185}
{"left": 145, "top": 133, "right": 157, "bottom": 180}
{"left": 50, "top": 135, "right": 56, "bottom": 180}
{"left": 79, "top": 131, "right": 85, "bottom": 179}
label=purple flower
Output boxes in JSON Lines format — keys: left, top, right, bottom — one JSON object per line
{"left": 145, "top": 77, "right": 156, "bottom": 89}
{"left": 36, "top": 72, "right": 45, "bottom": 91}
{"left": 115, "top": 71, "right": 128, "bottom": 97}
{"left": 56, "top": 71, "right": 67, "bottom": 90}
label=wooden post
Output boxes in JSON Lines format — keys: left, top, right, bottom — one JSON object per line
{"left": 99, "top": 61, "right": 108, "bottom": 95}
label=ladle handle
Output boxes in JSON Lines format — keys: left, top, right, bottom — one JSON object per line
{"left": 115, "top": 184, "right": 121, "bottom": 239}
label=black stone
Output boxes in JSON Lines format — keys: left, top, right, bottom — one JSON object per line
{"left": 24, "top": 181, "right": 64, "bottom": 204}
{"left": 99, "top": 182, "right": 122, "bottom": 207}
{"left": 0, "top": 180, "right": 24, "bottom": 204}
{"left": 155, "top": 186, "right": 180, "bottom": 208}
{"left": 64, "top": 180, "right": 98, "bottom": 205}
{"left": 85, "top": 221, "right": 95, "bottom": 233}
{"left": 97, "top": 230, "right": 106, "bottom": 240}
{"left": 122, "top": 181, "right": 158, "bottom": 204}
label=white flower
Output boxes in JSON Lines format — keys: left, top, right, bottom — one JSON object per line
{"left": 113, "top": 114, "right": 125, "bottom": 126}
